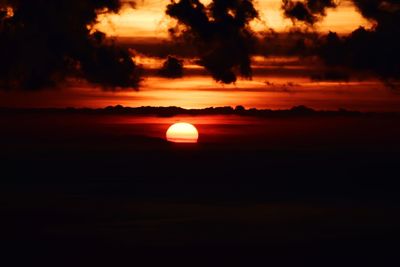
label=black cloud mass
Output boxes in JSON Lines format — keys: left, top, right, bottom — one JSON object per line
{"left": 282, "top": 0, "right": 337, "bottom": 24}
{"left": 283, "top": 0, "right": 400, "bottom": 84}
{"left": 158, "top": 56, "right": 184, "bottom": 78}
{"left": 166, "top": 0, "right": 258, "bottom": 84}
{"left": 0, "top": 0, "right": 140, "bottom": 90}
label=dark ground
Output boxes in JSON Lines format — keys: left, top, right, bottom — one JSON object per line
{"left": 1, "top": 109, "right": 399, "bottom": 266}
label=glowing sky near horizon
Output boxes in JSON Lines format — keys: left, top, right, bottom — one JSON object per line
{"left": 1, "top": 76, "right": 400, "bottom": 112}
{"left": 96, "top": 0, "right": 372, "bottom": 38}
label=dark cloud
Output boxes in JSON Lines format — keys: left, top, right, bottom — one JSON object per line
{"left": 257, "top": 29, "right": 320, "bottom": 57}
{"left": 282, "top": 0, "right": 337, "bottom": 24}
{"left": 0, "top": 0, "right": 140, "bottom": 90}
{"left": 310, "top": 70, "right": 350, "bottom": 82}
{"left": 348, "top": 1, "right": 400, "bottom": 80}
{"left": 166, "top": 0, "right": 258, "bottom": 84}
{"left": 281, "top": 0, "right": 400, "bottom": 84}
{"left": 158, "top": 56, "right": 184, "bottom": 78}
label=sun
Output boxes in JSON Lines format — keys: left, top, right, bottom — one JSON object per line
{"left": 166, "top": 122, "right": 199, "bottom": 143}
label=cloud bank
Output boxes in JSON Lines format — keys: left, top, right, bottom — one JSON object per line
{"left": 166, "top": 0, "right": 258, "bottom": 84}
{"left": 1, "top": 0, "right": 399, "bottom": 89}
{"left": 0, "top": 0, "right": 140, "bottom": 90}
{"left": 283, "top": 0, "right": 400, "bottom": 84}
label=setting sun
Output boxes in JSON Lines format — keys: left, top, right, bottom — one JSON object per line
{"left": 166, "top": 122, "right": 199, "bottom": 143}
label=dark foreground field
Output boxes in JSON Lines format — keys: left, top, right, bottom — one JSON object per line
{"left": 1, "top": 108, "right": 400, "bottom": 266}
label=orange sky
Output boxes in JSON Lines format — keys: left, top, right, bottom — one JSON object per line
{"left": 96, "top": 0, "right": 372, "bottom": 38}
{"left": 2, "top": 75, "right": 400, "bottom": 111}
{"left": 4, "top": 0, "right": 395, "bottom": 111}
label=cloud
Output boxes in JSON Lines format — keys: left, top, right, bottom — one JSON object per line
{"left": 0, "top": 0, "right": 140, "bottom": 90}
{"left": 282, "top": 0, "right": 337, "bottom": 24}
{"left": 158, "top": 56, "right": 184, "bottom": 78}
{"left": 166, "top": 0, "right": 258, "bottom": 84}
{"left": 1, "top": 0, "right": 398, "bottom": 89}
{"left": 281, "top": 0, "right": 400, "bottom": 84}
